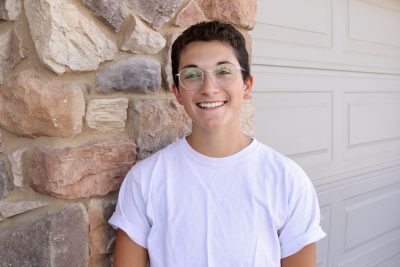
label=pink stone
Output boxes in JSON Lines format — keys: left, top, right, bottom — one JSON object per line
{"left": 28, "top": 140, "right": 136, "bottom": 199}
{"left": 174, "top": 0, "right": 208, "bottom": 27}
{"left": 0, "top": 69, "right": 85, "bottom": 138}
{"left": 196, "top": 0, "right": 257, "bottom": 29}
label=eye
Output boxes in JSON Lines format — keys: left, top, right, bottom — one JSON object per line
{"left": 181, "top": 68, "right": 203, "bottom": 80}
{"left": 214, "top": 64, "right": 235, "bottom": 78}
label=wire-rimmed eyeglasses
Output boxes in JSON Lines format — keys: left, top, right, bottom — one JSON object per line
{"left": 175, "top": 63, "right": 245, "bottom": 91}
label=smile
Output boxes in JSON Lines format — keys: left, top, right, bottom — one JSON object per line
{"left": 197, "top": 101, "right": 226, "bottom": 109}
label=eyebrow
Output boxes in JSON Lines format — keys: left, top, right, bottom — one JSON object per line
{"left": 181, "top": 61, "right": 234, "bottom": 69}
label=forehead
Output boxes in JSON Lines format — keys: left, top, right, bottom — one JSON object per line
{"left": 178, "top": 40, "right": 238, "bottom": 69}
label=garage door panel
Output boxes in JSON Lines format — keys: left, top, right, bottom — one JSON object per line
{"left": 254, "top": 92, "right": 332, "bottom": 165}
{"left": 317, "top": 205, "right": 332, "bottom": 267}
{"left": 348, "top": 0, "right": 400, "bottom": 48}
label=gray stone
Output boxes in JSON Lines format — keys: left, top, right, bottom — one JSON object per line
{"left": 0, "top": 200, "right": 47, "bottom": 218}
{"left": 121, "top": 15, "right": 166, "bottom": 55}
{"left": 131, "top": 98, "right": 191, "bottom": 158}
{"left": 0, "top": 160, "right": 13, "bottom": 200}
{"left": 126, "top": 0, "right": 182, "bottom": 29}
{"left": 80, "top": 0, "right": 127, "bottom": 32}
{"left": 0, "top": 203, "right": 89, "bottom": 267}
{"left": 24, "top": 0, "right": 117, "bottom": 75}
{"left": 0, "top": 28, "right": 13, "bottom": 84}
{"left": 88, "top": 198, "right": 116, "bottom": 267}
{"left": 0, "top": 0, "right": 22, "bottom": 21}
{"left": 96, "top": 57, "right": 161, "bottom": 94}
{"left": 86, "top": 98, "right": 129, "bottom": 133}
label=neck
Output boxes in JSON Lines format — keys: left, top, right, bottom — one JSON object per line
{"left": 186, "top": 125, "right": 251, "bottom": 158}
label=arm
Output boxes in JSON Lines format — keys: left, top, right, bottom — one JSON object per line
{"left": 113, "top": 229, "right": 149, "bottom": 267}
{"left": 281, "top": 243, "right": 316, "bottom": 267}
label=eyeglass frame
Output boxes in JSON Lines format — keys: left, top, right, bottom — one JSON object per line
{"left": 175, "top": 62, "right": 246, "bottom": 91}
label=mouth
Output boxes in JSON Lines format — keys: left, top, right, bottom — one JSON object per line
{"left": 196, "top": 101, "right": 227, "bottom": 109}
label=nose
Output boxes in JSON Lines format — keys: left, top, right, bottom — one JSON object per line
{"left": 199, "top": 71, "right": 219, "bottom": 94}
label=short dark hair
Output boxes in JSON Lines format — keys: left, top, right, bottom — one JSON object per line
{"left": 171, "top": 21, "right": 250, "bottom": 88}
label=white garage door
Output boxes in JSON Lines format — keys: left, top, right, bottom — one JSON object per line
{"left": 251, "top": 0, "right": 400, "bottom": 266}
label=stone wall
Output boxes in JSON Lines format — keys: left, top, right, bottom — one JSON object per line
{"left": 0, "top": 0, "right": 256, "bottom": 266}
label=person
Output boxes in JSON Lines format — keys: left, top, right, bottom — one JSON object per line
{"left": 109, "top": 20, "right": 326, "bottom": 267}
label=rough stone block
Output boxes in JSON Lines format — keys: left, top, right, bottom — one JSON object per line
{"left": 0, "top": 69, "right": 85, "bottom": 138}
{"left": 240, "top": 99, "right": 256, "bottom": 137}
{"left": 10, "top": 29, "right": 26, "bottom": 67}
{"left": 0, "top": 160, "right": 13, "bottom": 200}
{"left": 0, "top": 200, "right": 47, "bottom": 219}
{"left": 0, "top": 203, "right": 89, "bottom": 267}
{"left": 80, "top": 0, "right": 127, "bottom": 32}
{"left": 121, "top": 16, "right": 166, "bottom": 55}
{"left": 131, "top": 98, "right": 191, "bottom": 158}
{"left": 96, "top": 57, "right": 161, "bottom": 94}
{"left": 162, "top": 33, "right": 180, "bottom": 91}
{"left": 0, "top": 0, "right": 22, "bottom": 21}
{"left": 0, "top": 29, "right": 13, "bottom": 84}
{"left": 8, "top": 147, "right": 28, "bottom": 187}
{"left": 0, "top": 131, "right": 3, "bottom": 153}
{"left": 24, "top": 0, "right": 117, "bottom": 74}
{"left": 126, "top": 0, "right": 182, "bottom": 29}
{"left": 173, "top": 0, "right": 207, "bottom": 27}
{"left": 29, "top": 140, "right": 137, "bottom": 199}
{"left": 86, "top": 98, "right": 129, "bottom": 133}
{"left": 88, "top": 198, "right": 117, "bottom": 267}
{"left": 196, "top": 0, "right": 257, "bottom": 29}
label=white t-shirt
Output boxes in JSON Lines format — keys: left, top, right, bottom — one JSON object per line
{"left": 109, "top": 138, "right": 326, "bottom": 267}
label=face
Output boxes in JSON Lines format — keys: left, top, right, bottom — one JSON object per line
{"left": 173, "top": 41, "right": 253, "bottom": 133}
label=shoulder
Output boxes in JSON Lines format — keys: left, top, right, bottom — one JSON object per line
{"left": 252, "top": 140, "right": 312, "bottom": 191}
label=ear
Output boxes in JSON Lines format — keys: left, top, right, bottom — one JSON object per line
{"left": 172, "top": 83, "right": 183, "bottom": 105}
{"left": 243, "top": 75, "right": 254, "bottom": 99}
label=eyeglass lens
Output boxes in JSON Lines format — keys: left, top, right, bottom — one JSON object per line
{"left": 178, "top": 63, "right": 240, "bottom": 90}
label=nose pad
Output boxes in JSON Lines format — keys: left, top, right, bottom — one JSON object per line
{"left": 200, "top": 71, "right": 219, "bottom": 93}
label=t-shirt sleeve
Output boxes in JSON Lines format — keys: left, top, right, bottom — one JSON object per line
{"left": 278, "top": 162, "right": 326, "bottom": 258}
{"left": 108, "top": 170, "right": 151, "bottom": 249}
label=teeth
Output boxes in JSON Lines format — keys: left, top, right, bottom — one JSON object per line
{"left": 198, "top": 101, "right": 225, "bottom": 108}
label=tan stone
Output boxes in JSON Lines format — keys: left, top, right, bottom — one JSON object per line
{"left": 162, "top": 33, "right": 181, "bottom": 91}
{"left": 29, "top": 140, "right": 137, "bottom": 199}
{"left": 8, "top": 147, "right": 28, "bottom": 187}
{"left": 131, "top": 98, "right": 191, "bottom": 158}
{"left": 0, "top": 0, "right": 22, "bottom": 21}
{"left": 24, "top": 0, "right": 117, "bottom": 74}
{"left": 0, "top": 200, "right": 47, "bottom": 218}
{"left": 239, "top": 99, "right": 256, "bottom": 137}
{"left": 196, "top": 0, "right": 257, "bottom": 29}
{"left": 86, "top": 98, "right": 128, "bottom": 133}
{"left": 173, "top": 0, "right": 207, "bottom": 27}
{"left": 121, "top": 16, "right": 166, "bottom": 54}
{"left": 0, "top": 69, "right": 85, "bottom": 138}
{"left": 88, "top": 198, "right": 116, "bottom": 267}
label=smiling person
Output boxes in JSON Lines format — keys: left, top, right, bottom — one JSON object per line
{"left": 109, "top": 21, "right": 326, "bottom": 267}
